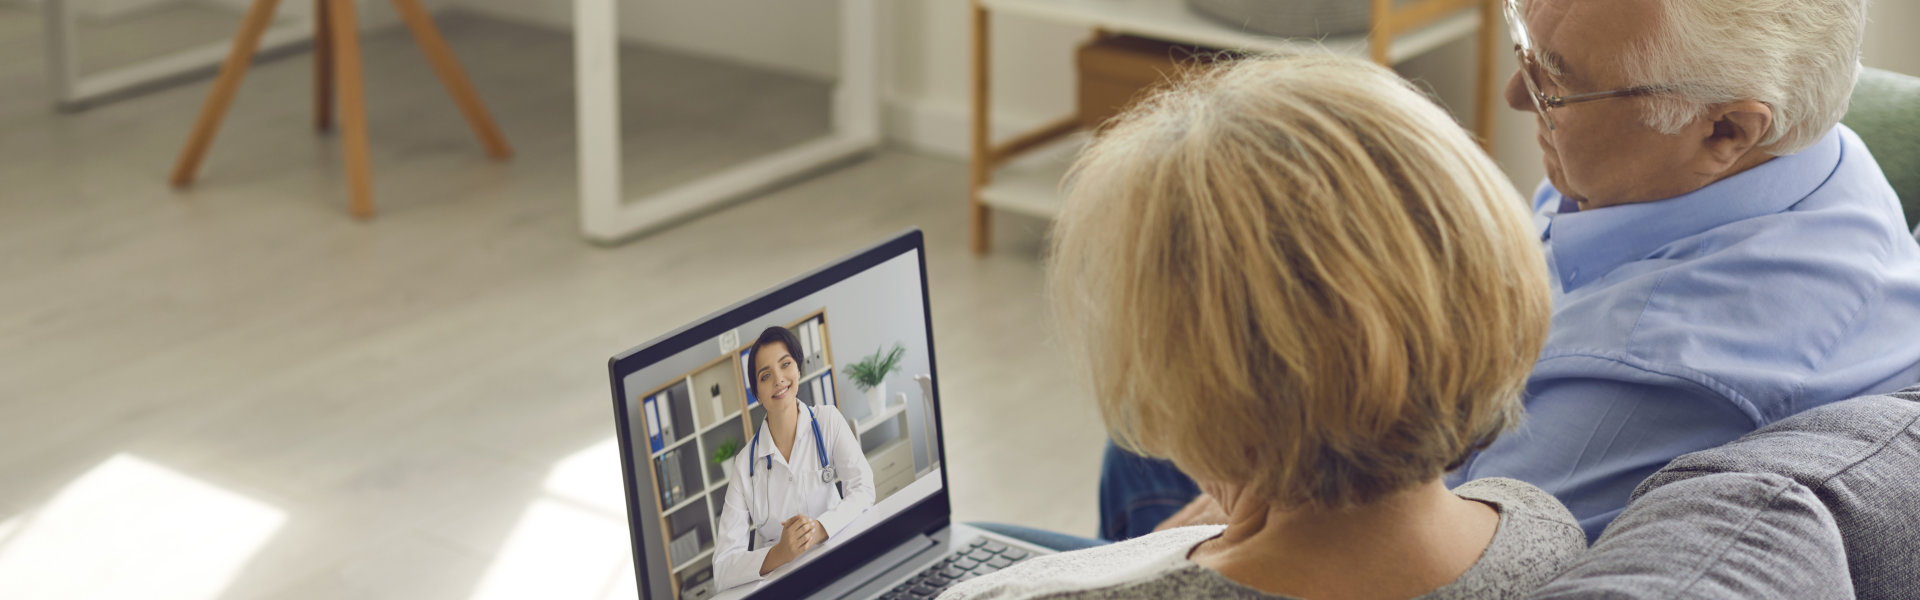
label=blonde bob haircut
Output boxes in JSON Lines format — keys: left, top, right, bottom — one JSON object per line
{"left": 1051, "top": 54, "right": 1551, "bottom": 510}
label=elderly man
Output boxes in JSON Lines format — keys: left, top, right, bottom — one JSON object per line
{"left": 1095, "top": 0, "right": 1920, "bottom": 543}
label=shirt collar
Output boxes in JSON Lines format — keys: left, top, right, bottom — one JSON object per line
{"left": 752, "top": 404, "right": 813, "bottom": 462}
{"left": 1544, "top": 125, "right": 1844, "bottom": 291}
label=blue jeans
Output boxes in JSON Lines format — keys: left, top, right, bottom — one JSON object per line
{"left": 971, "top": 440, "right": 1201, "bottom": 552}
{"left": 1097, "top": 439, "right": 1201, "bottom": 541}
{"left": 967, "top": 522, "right": 1107, "bottom": 552}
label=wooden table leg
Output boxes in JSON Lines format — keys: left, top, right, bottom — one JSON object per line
{"left": 968, "top": 1, "right": 992, "bottom": 255}
{"left": 390, "top": 0, "right": 513, "bottom": 160}
{"left": 1368, "top": 0, "right": 1391, "bottom": 64}
{"left": 169, "top": 0, "right": 284, "bottom": 187}
{"left": 315, "top": 0, "right": 332, "bottom": 131}
{"left": 1475, "top": 0, "right": 1498, "bottom": 153}
{"left": 328, "top": 0, "right": 374, "bottom": 218}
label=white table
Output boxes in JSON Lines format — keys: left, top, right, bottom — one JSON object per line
{"left": 571, "top": 0, "right": 883, "bottom": 244}
{"left": 41, "top": 0, "right": 313, "bottom": 109}
{"left": 705, "top": 469, "right": 946, "bottom": 600}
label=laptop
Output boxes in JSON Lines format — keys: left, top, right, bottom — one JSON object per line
{"left": 608, "top": 229, "right": 1055, "bottom": 600}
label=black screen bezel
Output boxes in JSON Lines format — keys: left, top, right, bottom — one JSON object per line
{"left": 608, "top": 229, "right": 951, "bottom": 599}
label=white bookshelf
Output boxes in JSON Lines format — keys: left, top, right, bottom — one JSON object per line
{"left": 976, "top": 132, "right": 1085, "bottom": 220}
{"left": 855, "top": 402, "right": 909, "bottom": 436}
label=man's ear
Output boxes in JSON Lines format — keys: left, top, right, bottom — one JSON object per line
{"left": 1700, "top": 100, "right": 1774, "bottom": 172}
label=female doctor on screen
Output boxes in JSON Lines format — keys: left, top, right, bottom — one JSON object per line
{"left": 713, "top": 326, "right": 876, "bottom": 590}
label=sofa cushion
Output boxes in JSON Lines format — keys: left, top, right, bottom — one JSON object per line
{"left": 1527, "top": 472, "right": 1852, "bottom": 599}
{"left": 1629, "top": 386, "right": 1920, "bottom": 598}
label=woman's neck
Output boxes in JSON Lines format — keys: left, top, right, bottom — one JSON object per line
{"left": 764, "top": 401, "right": 802, "bottom": 461}
{"left": 1187, "top": 479, "right": 1498, "bottom": 600}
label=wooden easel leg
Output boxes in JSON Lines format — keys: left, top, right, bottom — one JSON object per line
{"left": 390, "top": 0, "right": 512, "bottom": 160}
{"left": 170, "top": 0, "right": 285, "bottom": 187}
{"left": 328, "top": 0, "right": 374, "bottom": 218}
{"left": 314, "top": 0, "right": 333, "bottom": 132}
{"left": 968, "top": 1, "right": 992, "bottom": 255}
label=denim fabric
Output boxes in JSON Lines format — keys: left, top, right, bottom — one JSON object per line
{"left": 966, "top": 522, "right": 1108, "bottom": 553}
{"left": 1626, "top": 385, "right": 1920, "bottom": 599}
{"left": 1096, "top": 440, "right": 1200, "bottom": 541}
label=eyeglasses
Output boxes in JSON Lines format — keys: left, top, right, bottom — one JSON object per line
{"left": 1504, "top": 0, "right": 1662, "bottom": 130}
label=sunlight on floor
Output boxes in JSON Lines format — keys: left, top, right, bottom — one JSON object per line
{"left": 0, "top": 516, "right": 18, "bottom": 548}
{"left": 0, "top": 454, "right": 285, "bottom": 600}
{"left": 469, "top": 438, "right": 638, "bottom": 600}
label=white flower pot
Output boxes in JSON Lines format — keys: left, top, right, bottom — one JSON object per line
{"left": 865, "top": 381, "right": 887, "bottom": 414}
{"left": 720, "top": 458, "right": 737, "bottom": 485}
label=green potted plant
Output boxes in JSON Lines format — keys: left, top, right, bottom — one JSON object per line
{"left": 711, "top": 438, "right": 743, "bottom": 483}
{"left": 847, "top": 343, "right": 906, "bottom": 413}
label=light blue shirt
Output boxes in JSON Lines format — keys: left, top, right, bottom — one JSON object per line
{"left": 1448, "top": 124, "right": 1920, "bottom": 541}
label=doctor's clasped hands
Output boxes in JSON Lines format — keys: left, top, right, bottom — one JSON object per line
{"left": 762, "top": 514, "right": 829, "bottom": 574}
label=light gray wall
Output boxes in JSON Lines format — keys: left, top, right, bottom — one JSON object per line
{"left": 622, "top": 250, "right": 937, "bottom": 471}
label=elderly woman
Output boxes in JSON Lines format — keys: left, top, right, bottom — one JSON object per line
{"left": 945, "top": 54, "right": 1585, "bottom": 599}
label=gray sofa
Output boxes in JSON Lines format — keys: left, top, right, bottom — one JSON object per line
{"left": 1529, "top": 385, "right": 1920, "bottom": 599}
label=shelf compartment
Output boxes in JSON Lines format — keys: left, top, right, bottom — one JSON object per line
{"left": 664, "top": 495, "right": 713, "bottom": 571}
{"left": 645, "top": 379, "right": 701, "bottom": 459}
{"left": 699, "top": 416, "right": 748, "bottom": 485}
{"left": 978, "top": 134, "right": 1084, "bottom": 219}
{"left": 656, "top": 444, "right": 706, "bottom": 511}
{"left": 690, "top": 359, "right": 743, "bottom": 432}
{"left": 855, "top": 401, "right": 908, "bottom": 436}
{"left": 674, "top": 548, "right": 715, "bottom": 573}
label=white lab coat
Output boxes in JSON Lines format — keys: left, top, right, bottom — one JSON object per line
{"left": 713, "top": 403, "right": 876, "bottom": 591}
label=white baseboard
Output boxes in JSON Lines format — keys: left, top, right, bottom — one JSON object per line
{"left": 74, "top": 0, "right": 171, "bottom": 21}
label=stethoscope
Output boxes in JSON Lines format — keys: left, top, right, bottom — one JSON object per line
{"left": 745, "top": 402, "right": 843, "bottom": 550}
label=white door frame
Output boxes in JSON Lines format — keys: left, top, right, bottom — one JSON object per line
{"left": 572, "top": 0, "right": 882, "bottom": 244}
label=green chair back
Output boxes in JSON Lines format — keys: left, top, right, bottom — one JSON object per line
{"left": 1841, "top": 67, "right": 1920, "bottom": 233}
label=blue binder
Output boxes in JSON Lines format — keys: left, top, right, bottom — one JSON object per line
{"left": 645, "top": 395, "right": 664, "bottom": 453}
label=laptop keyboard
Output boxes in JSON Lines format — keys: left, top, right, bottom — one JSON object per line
{"left": 878, "top": 537, "right": 1033, "bottom": 599}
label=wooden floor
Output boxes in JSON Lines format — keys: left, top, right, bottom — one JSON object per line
{"left": 0, "top": 6, "right": 1098, "bottom": 599}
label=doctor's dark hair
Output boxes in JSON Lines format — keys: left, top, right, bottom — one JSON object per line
{"left": 1050, "top": 55, "right": 1550, "bottom": 511}
{"left": 745, "top": 326, "right": 805, "bottom": 401}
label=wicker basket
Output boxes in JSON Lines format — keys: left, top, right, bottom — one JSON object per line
{"left": 1184, "top": 0, "right": 1373, "bottom": 37}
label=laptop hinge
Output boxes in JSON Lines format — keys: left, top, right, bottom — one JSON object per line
{"left": 804, "top": 533, "right": 940, "bottom": 600}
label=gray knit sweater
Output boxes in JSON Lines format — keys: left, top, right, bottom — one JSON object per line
{"left": 941, "top": 478, "right": 1586, "bottom": 600}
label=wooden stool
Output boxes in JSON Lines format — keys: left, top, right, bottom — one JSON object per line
{"left": 169, "top": 0, "right": 512, "bottom": 218}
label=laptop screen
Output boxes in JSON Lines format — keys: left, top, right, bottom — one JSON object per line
{"left": 608, "top": 231, "right": 950, "bottom": 600}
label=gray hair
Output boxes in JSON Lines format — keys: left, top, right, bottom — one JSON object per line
{"left": 1622, "top": 0, "right": 1865, "bottom": 155}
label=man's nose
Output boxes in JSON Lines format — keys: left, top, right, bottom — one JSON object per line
{"left": 1504, "top": 69, "right": 1532, "bottom": 113}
